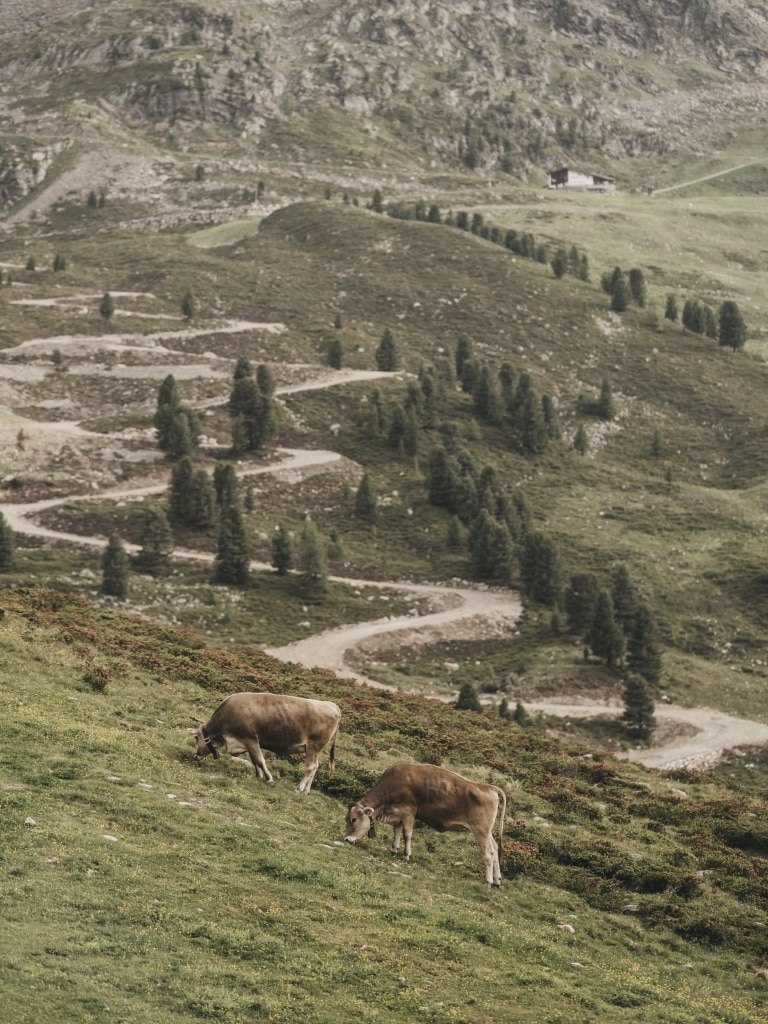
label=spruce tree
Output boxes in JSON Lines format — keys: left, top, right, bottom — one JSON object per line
{"left": 167, "top": 411, "right": 195, "bottom": 460}
{"left": 564, "top": 572, "right": 601, "bottom": 639}
{"left": 101, "top": 534, "right": 130, "bottom": 598}
{"left": 627, "top": 601, "right": 663, "bottom": 685}
{"left": 550, "top": 248, "right": 568, "bottom": 278}
{"left": 154, "top": 374, "right": 180, "bottom": 450}
{"left": 213, "top": 463, "right": 239, "bottom": 509}
{"left": 519, "top": 531, "right": 563, "bottom": 606}
{"left": 403, "top": 405, "right": 420, "bottom": 460}
{"left": 610, "top": 271, "right": 631, "bottom": 312}
{"left": 664, "top": 294, "right": 678, "bottom": 322}
{"left": 588, "top": 590, "right": 625, "bottom": 668}
{"left": 468, "top": 509, "right": 513, "bottom": 582}
{"left": 573, "top": 423, "right": 593, "bottom": 456}
{"left": 215, "top": 503, "right": 250, "bottom": 586}
{"left": 328, "top": 337, "right": 343, "bottom": 370}
{"left": 455, "top": 334, "right": 474, "bottom": 380}
{"left": 354, "top": 472, "right": 377, "bottom": 520}
{"left": 190, "top": 470, "right": 218, "bottom": 530}
{"left": 518, "top": 391, "right": 548, "bottom": 455}
{"left": 298, "top": 520, "right": 328, "bottom": 598}
{"left": 622, "top": 672, "right": 657, "bottom": 740}
{"left": 718, "top": 300, "right": 747, "bottom": 352}
{"left": 455, "top": 683, "right": 481, "bottom": 711}
{"left": 511, "top": 701, "right": 531, "bottom": 727}
{"left": 597, "top": 379, "right": 616, "bottom": 421}
{"left": 169, "top": 455, "right": 195, "bottom": 523}
{"left": 181, "top": 289, "right": 196, "bottom": 319}
{"left": 0, "top": 512, "right": 15, "bottom": 570}
{"left": 271, "top": 524, "right": 293, "bottom": 575}
{"left": 99, "top": 292, "right": 115, "bottom": 320}
{"left": 135, "top": 505, "right": 173, "bottom": 576}
{"left": 628, "top": 268, "right": 647, "bottom": 307}
{"left": 375, "top": 328, "right": 399, "bottom": 371}
{"left": 611, "top": 564, "right": 637, "bottom": 636}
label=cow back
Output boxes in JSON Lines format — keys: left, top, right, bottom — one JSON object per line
{"left": 207, "top": 692, "right": 339, "bottom": 754}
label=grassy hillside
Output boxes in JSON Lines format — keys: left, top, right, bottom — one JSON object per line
{"left": 1, "top": 588, "right": 767, "bottom": 1024}
{"left": 3, "top": 192, "right": 768, "bottom": 726}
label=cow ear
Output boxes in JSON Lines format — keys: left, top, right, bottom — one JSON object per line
{"left": 362, "top": 805, "right": 375, "bottom": 818}
{"left": 187, "top": 727, "right": 199, "bottom": 735}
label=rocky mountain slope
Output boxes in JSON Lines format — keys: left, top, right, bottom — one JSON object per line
{"left": 3, "top": 0, "right": 768, "bottom": 211}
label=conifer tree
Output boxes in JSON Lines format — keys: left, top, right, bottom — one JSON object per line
{"left": 135, "top": 505, "right": 173, "bottom": 576}
{"left": 167, "top": 411, "right": 196, "bottom": 460}
{"left": 181, "top": 289, "right": 196, "bottom": 319}
{"left": 518, "top": 390, "right": 548, "bottom": 455}
{"left": 542, "top": 394, "right": 561, "bottom": 439}
{"left": 169, "top": 455, "right": 195, "bottom": 523}
{"left": 622, "top": 672, "right": 657, "bottom": 740}
{"left": 588, "top": 590, "right": 624, "bottom": 667}
{"left": 375, "top": 328, "right": 400, "bottom": 371}
{"left": 597, "top": 379, "right": 616, "bottom": 421}
{"left": 511, "top": 701, "right": 531, "bottom": 727}
{"left": 213, "top": 463, "right": 239, "bottom": 509}
{"left": 664, "top": 294, "right": 678, "bottom": 322}
{"left": 99, "top": 292, "right": 115, "bottom": 320}
{"left": 628, "top": 268, "right": 647, "bottom": 307}
{"left": 271, "top": 524, "right": 293, "bottom": 575}
{"left": 298, "top": 520, "right": 328, "bottom": 598}
{"left": 473, "top": 365, "right": 503, "bottom": 424}
{"left": 455, "top": 683, "right": 481, "bottom": 712}
{"left": 564, "top": 572, "right": 601, "bottom": 639}
{"left": 611, "top": 564, "right": 637, "bottom": 636}
{"left": 455, "top": 334, "right": 474, "bottom": 381}
{"left": 519, "top": 531, "right": 563, "bottom": 606}
{"left": 154, "top": 374, "right": 181, "bottom": 449}
{"left": 550, "top": 248, "right": 568, "bottom": 278}
{"left": 467, "top": 508, "right": 513, "bottom": 582}
{"left": 718, "top": 300, "right": 747, "bottom": 352}
{"left": 627, "top": 601, "right": 663, "bottom": 685}
{"left": 354, "top": 472, "right": 377, "bottom": 520}
{"left": 328, "top": 337, "right": 343, "bottom": 370}
{"left": 190, "top": 470, "right": 218, "bottom": 530}
{"left": 215, "top": 504, "right": 250, "bottom": 586}
{"left": 101, "top": 534, "right": 129, "bottom": 598}
{"left": 403, "top": 404, "right": 420, "bottom": 460}
{"left": 0, "top": 512, "right": 15, "bottom": 570}
{"left": 610, "top": 270, "right": 630, "bottom": 312}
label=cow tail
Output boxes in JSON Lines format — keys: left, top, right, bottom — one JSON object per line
{"left": 496, "top": 787, "right": 507, "bottom": 857}
{"left": 328, "top": 719, "right": 340, "bottom": 779}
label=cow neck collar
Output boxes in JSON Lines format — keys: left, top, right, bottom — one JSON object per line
{"left": 201, "top": 726, "right": 220, "bottom": 759}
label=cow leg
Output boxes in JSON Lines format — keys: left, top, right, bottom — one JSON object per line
{"left": 390, "top": 822, "right": 403, "bottom": 856}
{"left": 242, "top": 738, "right": 275, "bottom": 785}
{"left": 401, "top": 813, "right": 416, "bottom": 862}
{"left": 296, "top": 754, "right": 319, "bottom": 794}
{"left": 479, "top": 832, "right": 501, "bottom": 887}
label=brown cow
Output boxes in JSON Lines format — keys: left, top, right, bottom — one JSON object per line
{"left": 344, "top": 762, "right": 506, "bottom": 886}
{"left": 188, "top": 692, "right": 340, "bottom": 793}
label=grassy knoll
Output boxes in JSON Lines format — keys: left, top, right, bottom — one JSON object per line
{"left": 0, "top": 588, "right": 767, "bottom": 1024}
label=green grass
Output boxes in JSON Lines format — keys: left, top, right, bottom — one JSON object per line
{"left": 1, "top": 589, "right": 767, "bottom": 1023}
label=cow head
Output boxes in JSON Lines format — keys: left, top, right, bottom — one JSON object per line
{"left": 187, "top": 726, "right": 220, "bottom": 761}
{"left": 345, "top": 802, "right": 376, "bottom": 843}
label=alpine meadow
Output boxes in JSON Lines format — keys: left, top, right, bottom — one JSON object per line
{"left": 1, "top": 2, "right": 768, "bottom": 1022}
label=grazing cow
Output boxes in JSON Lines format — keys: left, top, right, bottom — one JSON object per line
{"left": 188, "top": 692, "right": 340, "bottom": 794}
{"left": 345, "top": 761, "right": 506, "bottom": 886}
